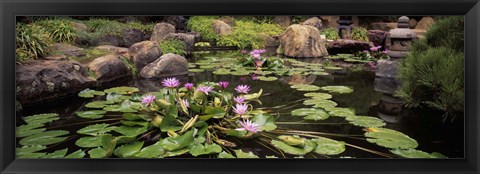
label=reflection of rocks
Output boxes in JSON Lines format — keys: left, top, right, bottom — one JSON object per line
{"left": 327, "top": 39, "right": 374, "bottom": 54}
{"left": 282, "top": 74, "right": 317, "bottom": 85}
{"left": 150, "top": 23, "right": 176, "bottom": 43}
{"left": 375, "top": 59, "right": 400, "bottom": 78}
{"left": 16, "top": 60, "right": 96, "bottom": 105}
{"left": 374, "top": 77, "right": 401, "bottom": 95}
{"left": 128, "top": 41, "right": 162, "bottom": 70}
{"left": 134, "top": 76, "right": 189, "bottom": 92}
{"left": 88, "top": 54, "right": 132, "bottom": 84}
{"left": 140, "top": 53, "right": 188, "bottom": 79}
{"left": 378, "top": 94, "right": 404, "bottom": 115}
{"left": 278, "top": 24, "right": 329, "bottom": 58}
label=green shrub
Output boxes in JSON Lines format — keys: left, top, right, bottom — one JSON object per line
{"left": 217, "top": 20, "right": 283, "bottom": 49}
{"left": 120, "top": 55, "right": 138, "bottom": 76}
{"left": 33, "top": 19, "right": 77, "bottom": 43}
{"left": 396, "top": 16, "right": 464, "bottom": 121}
{"left": 187, "top": 16, "right": 220, "bottom": 41}
{"left": 159, "top": 39, "right": 187, "bottom": 56}
{"left": 79, "top": 18, "right": 154, "bottom": 46}
{"left": 320, "top": 27, "right": 340, "bottom": 40}
{"left": 15, "top": 23, "right": 53, "bottom": 63}
{"left": 351, "top": 27, "right": 369, "bottom": 42}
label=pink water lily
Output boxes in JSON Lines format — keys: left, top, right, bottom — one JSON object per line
{"left": 233, "top": 96, "right": 246, "bottom": 104}
{"left": 232, "top": 103, "right": 248, "bottom": 116}
{"left": 162, "top": 78, "right": 181, "bottom": 88}
{"left": 141, "top": 95, "right": 156, "bottom": 106}
{"left": 181, "top": 99, "right": 190, "bottom": 108}
{"left": 235, "top": 119, "right": 259, "bottom": 133}
{"left": 235, "top": 85, "right": 251, "bottom": 94}
{"left": 218, "top": 81, "right": 229, "bottom": 89}
{"left": 184, "top": 83, "right": 194, "bottom": 90}
{"left": 370, "top": 46, "right": 382, "bottom": 52}
{"left": 196, "top": 86, "right": 214, "bottom": 95}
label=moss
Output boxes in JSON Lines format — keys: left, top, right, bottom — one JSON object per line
{"left": 216, "top": 20, "right": 283, "bottom": 49}
{"left": 320, "top": 27, "right": 340, "bottom": 40}
{"left": 159, "top": 39, "right": 187, "bottom": 56}
{"left": 351, "top": 27, "right": 369, "bottom": 42}
{"left": 67, "top": 48, "right": 112, "bottom": 63}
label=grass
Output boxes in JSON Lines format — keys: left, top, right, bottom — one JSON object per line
{"left": 16, "top": 23, "right": 53, "bottom": 63}
{"left": 120, "top": 55, "right": 138, "bottom": 76}
{"left": 159, "top": 39, "right": 187, "bottom": 56}
{"left": 66, "top": 48, "right": 112, "bottom": 64}
{"left": 320, "top": 27, "right": 339, "bottom": 40}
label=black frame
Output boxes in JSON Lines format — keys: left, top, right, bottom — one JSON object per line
{"left": 1, "top": 0, "right": 479, "bottom": 173}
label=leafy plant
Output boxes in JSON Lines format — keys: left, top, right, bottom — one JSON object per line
{"left": 350, "top": 27, "right": 369, "bottom": 42}
{"left": 15, "top": 23, "right": 53, "bottom": 63}
{"left": 187, "top": 16, "right": 220, "bottom": 41}
{"left": 158, "top": 39, "right": 187, "bottom": 56}
{"left": 320, "top": 27, "right": 339, "bottom": 40}
{"left": 217, "top": 20, "right": 283, "bottom": 49}
{"left": 33, "top": 18, "right": 77, "bottom": 43}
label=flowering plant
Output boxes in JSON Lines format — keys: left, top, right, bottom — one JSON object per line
{"left": 355, "top": 46, "right": 390, "bottom": 61}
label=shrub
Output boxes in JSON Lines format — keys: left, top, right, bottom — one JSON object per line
{"left": 80, "top": 18, "right": 154, "bottom": 46}
{"left": 320, "top": 27, "right": 339, "bottom": 40}
{"left": 217, "top": 20, "right": 283, "bottom": 49}
{"left": 187, "top": 16, "right": 220, "bottom": 41}
{"left": 159, "top": 39, "right": 187, "bottom": 56}
{"left": 422, "top": 16, "right": 464, "bottom": 52}
{"left": 15, "top": 23, "right": 53, "bottom": 63}
{"left": 33, "top": 18, "right": 77, "bottom": 43}
{"left": 351, "top": 27, "right": 369, "bottom": 42}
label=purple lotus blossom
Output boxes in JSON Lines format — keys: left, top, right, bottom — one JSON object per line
{"left": 382, "top": 49, "right": 389, "bottom": 54}
{"left": 235, "top": 119, "right": 259, "bottom": 133}
{"left": 181, "top": 99, "right": 190, "bottom": 108}
{"left": 141, "top": 95, "right": 156, "bottom": 106}
{"left": 235, "top": 85, "right": 251, "bottom": 94}
{"left": 233, "top": 96, "right": 246, "bottom": 104}
{"left": 162, "top": 78, "right": 181, "bottom": 88}
{"left": 370, "top": 46, "right": 382, "bottom": 52}
{"left": 251, "top": 74, "right": 259, "bottom": 81}
{"left": 259, "top": 49, "right": 266, "bottom": 53}
{"left": 252, "top": 53, "right": 261, "bottom": 59}
{"left": 218, "top": 81, "right": 229, "bottom": 89}
{"left": 184, "top": 83, "right": 194, "bottom": 90}
{"left": 250, "top": 49, "right": 263, "bottom": 58}
{"left": 254, "top": 59, "right": 264, "bottom": 67}
{"left": 196, "top": 86, "right": 214, "bottom": 95}
{"left": 241, "top": 50, "right": 248, "bottom": 54}
{"left": 232, "top": 103, "right": 248, "bottom": 116}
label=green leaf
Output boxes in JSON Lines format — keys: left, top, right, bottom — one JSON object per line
{"left": 225, "top": 130, "right": 250, "bottom": 139}
{"left": 159, "top": 115, "right": 183, "bottom": 132}
{"left": 16, "top": 123, "right": 44, "bottom": 132}
{"left": 233, "top": 149, "right": 259, "bottom": 158}
{"left": 291, "top": 84, "right": 320, "bottom": 91}
{"left": 244, "top": 89, "right": 263, "bottom": 100}
{"left": 303, "top": 99, "right": 337, "bottom": 108}
{"left": 325, "top": 107, "right": 356, "bottom": 117}
{"left": 88, "top": 147, "right": 108, "bottom": 158}
{"left": 75, "top": 136, "right": 105, "bottom": 148}
{"left": 17, "top": 153, "right": 47, "bottom": 158}
{"left": 114, "top": 141, "right": 144, "bottom": 158}
{"left": 312, "top": 137, "right": 346, "bottom": 155}
{"left": 188, "top": 143, "right": 222, "bottom": 157}
{"left": 106, "top": 92, "right": 130, "bottom": 103}
{"left": 159, "top": 129, "right": 195, "bottom": 151}
{"left": 390, "top": 149, "right": 445, "bottom": 158}
{"left": 75, "top": 110, "right": 106, "bottom": 119}
{"left": 16, "top": 127, "right": 46, "bottom": 138}
{"left": 135, "top": 141, "right": 165, "bottom": 158}
{"left": 77, "top": 123, "right": 116, "bottom": 136}
{"left": 364, "top": 128, "right": 418, "bottom": 149}
{"left": 65, "top": 150, "right": 86, "bottom": 158}
{"left": 23, "top": 113, "right": 59, "bottom": 124}
{"left": 43, "top": 148, "right": 68, "bottom": 158}
{"left": 212, "top": 68, "right": 231, "bottom": 75}
{"left": 291, "top": 108, "right": 330, "bottom": 121}
{"left": 270, "top": 139, "right": 316, "bottom": 155}
{"left": 85, "top": 101, "right": 112, "bottom": 109}
{"left": 218, "top": 151, "right": 236, "bottom": 158}
{"left": 104, "top": 86, "right": 139, "bottom": 95}
{"left": 16, "top": 145, "right": 47, "bottom": 155}
{"left": 303, "top": 92, "right": 332, "bottom": 100}
{"left": 189, "top": 68, "right": 205, "bottom": 73}
{"left": 346, "top": 116, "right": 386, "bottom": 128}
{"left": 251, "top": 113, "right": 277, "bottom": 131}
{"left": 114, "top": 126, "right": 148, "bottom": 137}
{"left": 103, "top": 100, "right": 140, "bottom": 113}
{"left": 162, "top": 148, "right": 189, "bottom": 157}
{"left": 258, "top": 76, "right": 278, "bottom": 81}
{"left": 122, "top": 113, "right": 149, "bottom": 121}
{"left": 120, "top": 120, "right": 149, "bottom": 127}
{"left": 320, "top": 86, "right": 353, "bottom": 94}
{"left": 19, "top": 130, "right": 69, "bottom": 146}
{"left": 78, "top": 88, "right": 105, "bottom": 98}
{"left": 204, "top": 106, "right": 226, "bottom": 119}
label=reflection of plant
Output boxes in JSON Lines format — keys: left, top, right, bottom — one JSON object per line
{"left": 320, "top": 27, "right": 339, "bottom": 40}
{"left": 158, "top": 39, "right": 187, "bottom": 56}
{"left": 351, "top": 27, "right": 369, "bottom": 42}
{"left": 15, "top": 23, "right": 53, "bottom": 63}
{"left": 355, "top": 46, "right": 389, "bottom": 61}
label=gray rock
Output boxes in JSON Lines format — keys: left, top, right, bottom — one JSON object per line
{"left": 163, "top": 33, "right": 196, "bottom": 54}
{"left": 88, "top": 54, "right": 132, "bottom": 84}
{"left": 274, "top": 16, "right": 291, "bottom": 28}
{"left": 95, "top": 45, "right": 129, "bottom": 54}
{"left": 140, "top": 53, "right": 188, "bottom": 79}
{"left": 367, "top": 30, "right": 389, "bottom": 47}
{"left": 52, "top": 43, "right": 85, "bottom": 57}
{"left": 150, "top": 23, "right": 176, "bottom": 43}
{"left": 16, "top": 60, "right": 96, "bottom": 104}
{"left": 415, "top": 17, "right": 435, "bottom": 30}
{"left": 123, "top": 28, "right": 145, "bottom": 47}
{"left": 375, "top": 59, "right": 400, "bottom": 78}
{"left": 278, "top": 24, "right": 329, "bottom": 58}
{"left": 303, "top": 17, "right": 323, "bottom": 30}
{"left": 212, "top": 20, "right": 233, "bottom": 36}
{"left": 327, "top": 39, "right": 374, "bottom": 54}
{"left": 128, "top": 41, "right": 162, "bottom": 70}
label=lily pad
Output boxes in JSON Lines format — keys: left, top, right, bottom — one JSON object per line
{"left": 88, "top": 147, "right": 108, "bottom": 158}
{"left": 23, "top": 113, "right": 59, "bottom": 124}
{"left": 320, "top": 86, "right": 353, "bottom": 94}
{"left": 230, "top": 71, "right": 250, "bottom": 76}
{"left": 364, "top": 128, "right": 419, "bottom": 149}
{"left": 19, "top": 130, "right": 70, "bottom": 146}
{"left": 390, "top": 149, "right": 445, "bottom": 158}
{"left": 43, "top": 148, "right": 68, "bottom": 158}
{"left": 85, "top": 101, "right": 112, "bottom": 109}
{"left": 258, "top": 76, "right": 278, "bottom": 81}
{"left": 162, "top": 148, "right": 189, "bottom": 157}
{"left": 346, "top": 116, "right": 386, "bottom": 128}
{"left": 270, "top": 139, "right": 316, "bottom": 155}
{"left": 106, "top": 93, "right": 131, "bottom": 103}
{"left": 291, "top": 84, "right": 320, "bottom": 91}
{"left": 218, "top": 151, "right": 236, "bottom": 158}
{"left": 16, "top": 145, "right": 47, "bottom": 156}
{"left": 103, "top": 100, "right": 139, "bottom": 113}
{"left": 135, "top": 141, "right": 165, "bottom": 158}
{"left": 291, "top": 108, "right": 330, "bottom": 121}
{"left": 16, "top": 127, "right": 46, "bottom": 138}
{"left": 104, "top": 86, "right": 139, "bottom": 95}
{"left": 212, "top": 69, "right": 231, "bottom": 75}
{"left": 75, "top": 136, "right": 105, "bottom": 148}
{"left": 189, "top": 68, "right": 205, "bottom": 73}
{"left": 78, "top": 88, "right": 105, "bottom": 98}
{"left": 189, "top": 143, "right": 222, "bottom": 157}
{"left": 114, "top": 141, "right": 144, "bottom": 158}
{"left": 324, "top": 107, "right": 356, "bottom": 117}
{"left": 77, "top": 123, "right": 116, "bottom": 136}
{"left": 312, "top": 137, "right": 346, "bottom": 155}
{"left": 234, "top": 149, "right": 259, "bottom": 158}
{"left": 75, "top": 110, "right": 107, "bottom": 119}
{"left": 65, "top": 150, "right": 86, "bottom": 158}
{"left": 303, "top": 92, "right": 332, "bottom": 100}
{"left": 114, "top": 126, "right": 148, "bottom": 137}
{"left": 158, "top": 129, "right": 194, "bottom": 151}
{"left": 303, "top": 99, "right": 337, "bottom": 108}
{"left": 251, "top": 113, "right": 277, "bottom": 131}
{"left": 310, "top": 71, "right": 330, "bottom": 76}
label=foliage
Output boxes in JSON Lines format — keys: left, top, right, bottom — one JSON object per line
{"left": 320, "top": 27, "right": 339, "bottom": 40}
{"left": 66, "top": 48, "right": 112, "bottom": 63}
{"left": 15, "top": 23, "right": 53, "bottom": 63}
{"left": 421, "top": 16, "right": 464, "bottom": 53}
{"left": 33, "top": 18, "right": 77, "bottom": 43}
{"left": 350, "top": 27, "right": 369, "bottom": 42}
{"left": 291, "top": 16, "right": 309, "bottom": 24}
{"left": 217, "top": 20, "right": 283, "bottom": 49}
{"left": 187, "top": 16, "right": 220, "bottom": 41}
{"left": 158, "top": 39, "right": 187, "bottom": 56}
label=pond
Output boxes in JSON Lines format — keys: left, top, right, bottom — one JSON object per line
{"left": 16, "top": 50, "right": 464, "bottom": 159}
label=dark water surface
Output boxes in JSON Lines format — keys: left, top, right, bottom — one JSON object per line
{"left": 17, "top": 54, "right": 464, "bottom": 158}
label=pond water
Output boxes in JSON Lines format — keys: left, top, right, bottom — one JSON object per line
{"left": 16, "top": 51, "right": 464, "bottom": 158}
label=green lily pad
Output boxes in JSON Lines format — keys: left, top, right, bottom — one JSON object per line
{"left": 85, "top": 101, "right": 112, "bottom": 109}
{"left": 325, "top": 107, "right": 356, "bottom": 117}
{"left": 291, "top": 84, "right": 320, "bottom": 91}
{"left": 189, "top": 143, "right": 222, "bottom": 157}
{"left": 75, "top": 110, "right": 107, "bottom": 119}
{"left": 231, "top": 71, "right": 250, "bottom": 76}
{"left": 122, "top": 113, "right": 149, "bottom": 121}
{"left": 234, "top": 149, "right": 259, "bottom": 158}
{"left": 104, "top": 86, "right": 139, "bottom": 95}
{"left": 88, "top": 147, "right": 108, "bottom": 158}
{"left": 114, "top": 126, "right": 148, "bottom": 137}
{"left": 291, "top": 108, "right": 330, "bottom": 121}
{"left": 189, "top": 68, "right": 205, "bottom": 73}
{"left": 204, "top": 106, "right": 226, "bottom": 119}
{"left": 270, "top": 139, "right": 316, "bottom": 155}
{"left": 43, "top": 148, "right": 68, "bottom": 158}
{"left": 303, "top": 92, "right": 332, "bottom": 100}
{"left": 78, "top": 88, "right": 105, "bottom": 98}
{"left": 17, "top": 153, "right": 47, "bottom": 158}
{"left": 135, "top": 141, "right": 165, "bottom": 158}
{"left": 19, "top": 130, "right": 70, "bottom": 146}
{"left": 77, "top": 123, "right": 116, "bottom": 136}
{"left": 218, "top": 151, "right": 236, "bottom": 158}
{"left": 106, "top": 93, "right": 131, "bottom": 103}
{"left": 103, "top": 100, "right": 139, "bottom": 113}
{"left": 23, "top": 113, "right": 59, "bottom": 124}
{"left": 312, "top": 137, "right": 346, "bottom": 155}
{"left": 65, "top": 150, "right": 86, "bottom": 158}
{"left": 158, "top": 129, "right": 194, "bottom": 151}
{"left": 16, "top": 127, "right": 46, "bottom": 138}
{"left": 162, "top": 148, "right": 189, "bottom": 157}
{"left": 258, "top": 76, "right": 278, "bottom": 81}
{"left": 303, "top": 99, "right": 337, "bottom": 108}
{"left": 310, "top": 71, "right": 330, "bottom": 76}
{"left": 212, "top": 68, "right": 231, "bottom": 75}
{"left": 75, "top": 136, "right": 105, "bottom": 148}
{"left": 325, "top": 66, "right": 343, "bottom": 70}
{"left": 16, "top": 145, "right": 47, "bottom": 156}
{"left": 251, "top": 113, "right": 277, "bottom": 131}
{"left": 160, "top": 115, "right": 183, "bottom": 132}
{"left": 188, "top": 63, "right": 197, "bottom": 68}
{"left": 320, "top": 86, "right": 353, "bottom": 94}
{"left": 364, "top": 128, "right": 419, "bottom": 149}
{"left": 199, "top": 65, "right": 215, "bottom": 69}
{"left": 390, "top": 149, "right": 445, "bottom": 158}
{"left": 346, "top": 116, "right": 386, "bottom": 128}
{"left": 114, "top": 141, "right": 144, "bottom": 158}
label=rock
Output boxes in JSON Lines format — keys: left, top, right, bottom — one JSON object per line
{"left": 95, "top": 45, "right": 129, "bottom": 54}
{"left": 278, "top": 24, "right": 329, "bottom": 58}
{"left": 319, "top": 16, "right": 339, "bottom": 28}
{"left": 43, "top": 55, "right": 68, "bottom": 61}
{"left": 98, "top": 35, "right": 124, "bottom": 47}
{"left": 375, "top": 59, "right": 400, "bottom": 78}
{"left": 219, "top": 16, "right": 235, "bottom": 27}
{"left": 164, "top": 33, "right": 196, "bottom": 55}
{"left": 412, "top": 29, "right": 427, "bottom": 39}
{"left": 163, "top": 16, "right": 188, "bottom": 31}
{"left": 123, "top": 28, "right": 145, "bottom": 47}
{"left": 88, "top": 54, "right": 132, "bottom": 84}
{"left": 212, "top": 20, "right": 233, "bottom": 36}
{"left": 274, "top": 16, "right": 291, "bottom": 28}
{"left": 370, "top": 22, "right": 397, "bottom": 31}
{"left": 374, "top": 77, "right": 401, "bottom": 95}
{"left": 71, "top": 21, "right": 87, "bottom": 32}
{"left": 409, "top": 18, "right": 418, "bottom": 29}
{"left": 303, "top": 17, "right": 323, "bottom": 30}
{"left": 140, "top": 53, "right": 188, "bottom": 79}
{"left": 415, "top": 17, "right": 435, "bottom": 30}
{"left": 368, "top": 30, "right": 389, "bottom": 47}
{"left": 264, "top": 35, "right": 279, "bottom": 47}
{"left": 150, "top": 23, "right": 176, "bottom": 43}
{"left": 52, "top": 43, "right": 85, "bottom": 57}
{"left": 327, "top": 39, "right": 374, "bottom": 54}
{"left": 16, "top": 60, "right": 96, "bottom": 104}
{"left": 128, "top": 41, "right": 162, "bottom": 70}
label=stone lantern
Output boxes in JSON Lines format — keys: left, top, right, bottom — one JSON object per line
{"left": 385, "top": 16, "right": 417, "bottom": 59}
{"left": 337, "top": 16, "right": 353, "bottom": 39}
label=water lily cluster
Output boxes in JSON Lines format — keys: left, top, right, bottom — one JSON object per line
{"left": 356, "top": 45, "right": 390, "bottom": 61}
{"left": 237, "top": 49, "right": 286, "bottom": 70}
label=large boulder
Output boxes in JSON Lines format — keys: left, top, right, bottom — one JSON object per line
{"left": 303, "top": 17, "right": 323, "bottom": 30}
{"left": 274, "top": 16, "right": 291, "bottom": 28}
{"left": 212, "top": 20, "right": 233, "bottom": 36}
{"left": 140, "top": 53, "right": 188, "bottom": 79}
{"left": 278, "top": 24, "right": 329, "bottom": 58}
{"left": 51, "top": 43, "right": 85, "bottom": 57}
{"left": 164, "top": 33, "right": 196, "bottom": 55}
{"left": 319, "top": 16, "right": 339, "bottom": 28}
{"left": 415, "top": 17, "right": 435, "bottom": 30}
{"left": 16, "top": 60, "right": 96, "bottom": 104}
{"left": 123, "top": 28, "right": 145, "bottom": 47}
{"left": 163, "top": 16, "right": 188, "bottom": 31}
{"left": 327, "top": 39, "right": 374, "bottom": 54}
{"left": 88, "top": 54, "right": 132, "bottom": 84}
{"left": 409, "top": 18, "right": 418, "bottom": 29}
{"left": 368, "top": 30, "right": 389, "bottom": 47}
{"left": 95, "top": 45, "right": 129, "bottom": 54}
{"left": 128, "top": 41, "right": 162, "bottom": 70}
{"left": 150, "top": 23, "right": 176, "bottom": 43}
